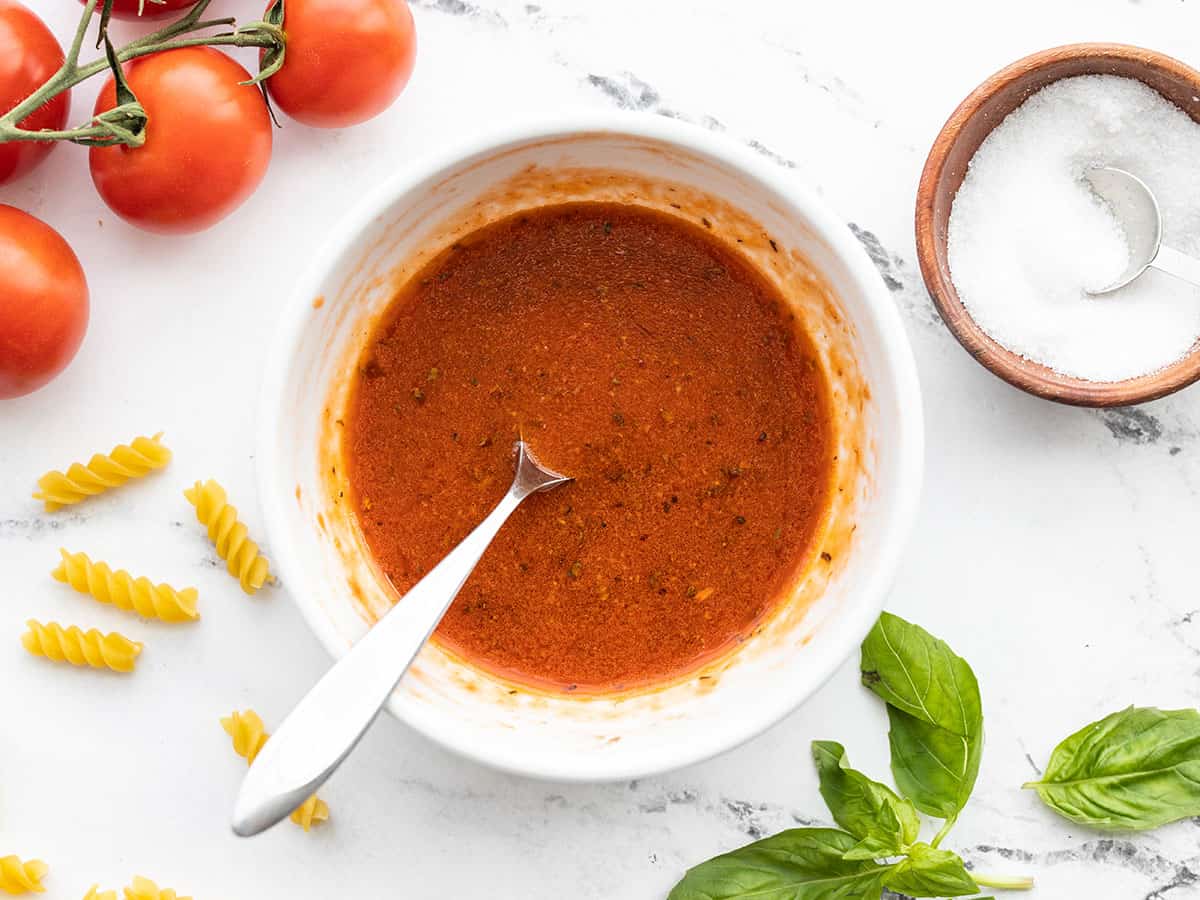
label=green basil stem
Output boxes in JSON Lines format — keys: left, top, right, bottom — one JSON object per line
{"left": 929, "top": 814, "right": 957, "bottom": 848}
{"left": 0, "top": 0, "right": 281, "bottom": 146}
{"left": 973, "top": 872, "right": 1036, "bottom": 891}
{"left": 928, "top": 812, "right": 1033, "bottom": 889}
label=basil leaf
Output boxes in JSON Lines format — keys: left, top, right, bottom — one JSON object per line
{"left": 882, "top": 843, "right": 978, "bottom": 898}
{"left": 861, "top": 613, "right": 983, "bottom": 818}
{"left": 1026, "top": 706, "right": 1200, "bottom": 830}
{"left": 886, "top": 705, "right": 984, "bottom": 820}
{"left": 811, "top": 740, "right": 919, "bottom": 854}
{"left": 860, "top": 612, "right": 981, "bottom": 737}
{"left": 840, "top": 836, "right": 902, "bottom": 862}
{"left": 667, "top": 828, "right": 893, "bottom": 900}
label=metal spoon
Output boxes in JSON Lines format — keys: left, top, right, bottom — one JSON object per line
{"left": 231, "top": 440, "right": 570, "bottom": 836}
{"left": 1084, "top": 166, "right": 1200, "bottom": 295}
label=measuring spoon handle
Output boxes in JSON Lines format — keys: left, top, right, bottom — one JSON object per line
{"left": 1151, "top": 244, "right": 1200, "bottom": 290}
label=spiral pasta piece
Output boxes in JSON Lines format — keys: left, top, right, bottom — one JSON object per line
{"left": 221, "top": 709, "right": 268, "bottom": 763}
{"left": 52, "top": 549, "right": 198, "bottom": 623}
{"left": 184, "top": 480, "right": 270, "bottom": 594}
{"left": 21, "top": 620, "right": 142, "bottom": 673}
{"left": 290, "top": 794, "right": 331, "bottom": 832}
{"left": 221, "top": 709, "right": 330, "bottom": 831}
{"left": 83, "top": 887, "right": 116, "bottom": 900}
{"left": 0, "top": 856, "right": 47, "bottom": 894}
{"left": 122, "top": 877, "right": 190, "bottom": 900}
{"left": 33, "top": 433, "right": 171, "bottom": 511}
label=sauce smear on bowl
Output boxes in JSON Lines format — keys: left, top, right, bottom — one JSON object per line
{"left": 345, "top": 202, "right": 833, "bottom": 692}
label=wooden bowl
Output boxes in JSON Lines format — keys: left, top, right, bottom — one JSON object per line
{"left": 915, "top": 44, "right": 1200, "bottom": 407}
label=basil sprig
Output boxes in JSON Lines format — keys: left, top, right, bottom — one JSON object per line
{"left": 1026, "top": 706, "right": 1200, "bottom": 830}
{"left": 667, "top": 613, "right": 1032, "bottom": 899}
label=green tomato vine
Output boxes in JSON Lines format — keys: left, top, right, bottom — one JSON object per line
{"left": 0, "top": 0, "right": 285, "bottom": 148}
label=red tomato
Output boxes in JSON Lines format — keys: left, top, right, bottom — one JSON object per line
{"left": 0, "top": 0, "right": 69, "bottom": 185}
{"left": 0, "top": 206, "right": 88, "bottom": 399}
{"left": 89, "top": 48, "right": 272, "bottom": 234}
{"left": 265, "top": 0, "right": 416, "bottom": 128}
{"left": 80, "top": 0, "right": 198, "bottom": 20}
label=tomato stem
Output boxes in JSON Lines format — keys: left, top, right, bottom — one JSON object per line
{"left": 1, "top": 123, "right": 128, "bottom": 143}
{"left": 0, "top": 0, "right": 282, "bottom": 147}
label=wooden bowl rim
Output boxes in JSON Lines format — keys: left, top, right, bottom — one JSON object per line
{"left": 915, "top": 42, "right": 1200, "bottom": 408}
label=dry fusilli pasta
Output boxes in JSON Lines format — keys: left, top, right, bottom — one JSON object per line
{"left": 52, "top": 549, "right": 198, "bottom": 623}
{"left": 122, "top": 876, "right": 190, "bottom": 900}
{"left": 0, "top": 856, "right": 47, "bottom": 894}
{"left": 222, "top": 708, "right": 268, "bottom": 761}
{"left": 33, "top": 433, "right": 171, "bottom": 511}
{"left": 21, "top": 620, "right": 142, "bottom": 673}
{"left": 221, "top": 709, "right": 330, "bottom": 831}
{"left": 290, "top": 793, "right": 330, "bottom": 831}
{"left": 184, "top": 480, "right": 270, "bottom": 594}
{"left": 83, "top": 887, "right": 115, "bottom": 900}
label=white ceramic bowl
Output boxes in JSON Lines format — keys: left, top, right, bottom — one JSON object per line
{"left": 258, "top": 114, "right": 923, "bottom": 782}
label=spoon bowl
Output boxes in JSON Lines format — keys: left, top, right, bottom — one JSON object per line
{"left": 1084, "top": 167, "right": 1162, "bottom": 295}
{"left": 1085, "top": 166, "right": 1200, "bottom": 296}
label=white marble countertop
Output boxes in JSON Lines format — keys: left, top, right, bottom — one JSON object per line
{"left": 5, "top": 0, "right": 1200, "bottom": 897}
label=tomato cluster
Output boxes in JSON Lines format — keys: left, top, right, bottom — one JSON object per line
{"left": 0, "top": 0, "right": 417, "bottom": 397}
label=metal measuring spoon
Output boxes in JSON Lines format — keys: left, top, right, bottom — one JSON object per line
{"left": 231, "top": 440, "right": 570, "bottom": 836}
{"left": 1085, "top": 166, "right": 1200, "bottom": 295}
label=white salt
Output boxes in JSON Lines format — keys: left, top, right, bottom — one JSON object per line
{"left": 947, "top": 75, "right": 1200, "bottom": 383}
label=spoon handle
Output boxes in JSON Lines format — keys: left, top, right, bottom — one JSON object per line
{"left": 1151, "top": 245, "right": 1200, "bottom": 290}
{"left": 231, "top": 482, "right": 526, "bottom": 836}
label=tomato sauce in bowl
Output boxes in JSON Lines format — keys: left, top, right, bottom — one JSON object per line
{"left": 344, "top": 201, "right": 834, "bottom": 693}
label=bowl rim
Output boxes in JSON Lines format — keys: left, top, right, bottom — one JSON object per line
{"left": 257, "top": 112, "right": 925, "bottom": 782}
{"left": 915, "top": 42, "right": 1200, "bottom": 408}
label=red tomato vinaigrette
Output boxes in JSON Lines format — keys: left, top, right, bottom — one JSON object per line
{"left": 317, "top": 163, "right": 870, "bottom": 699}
